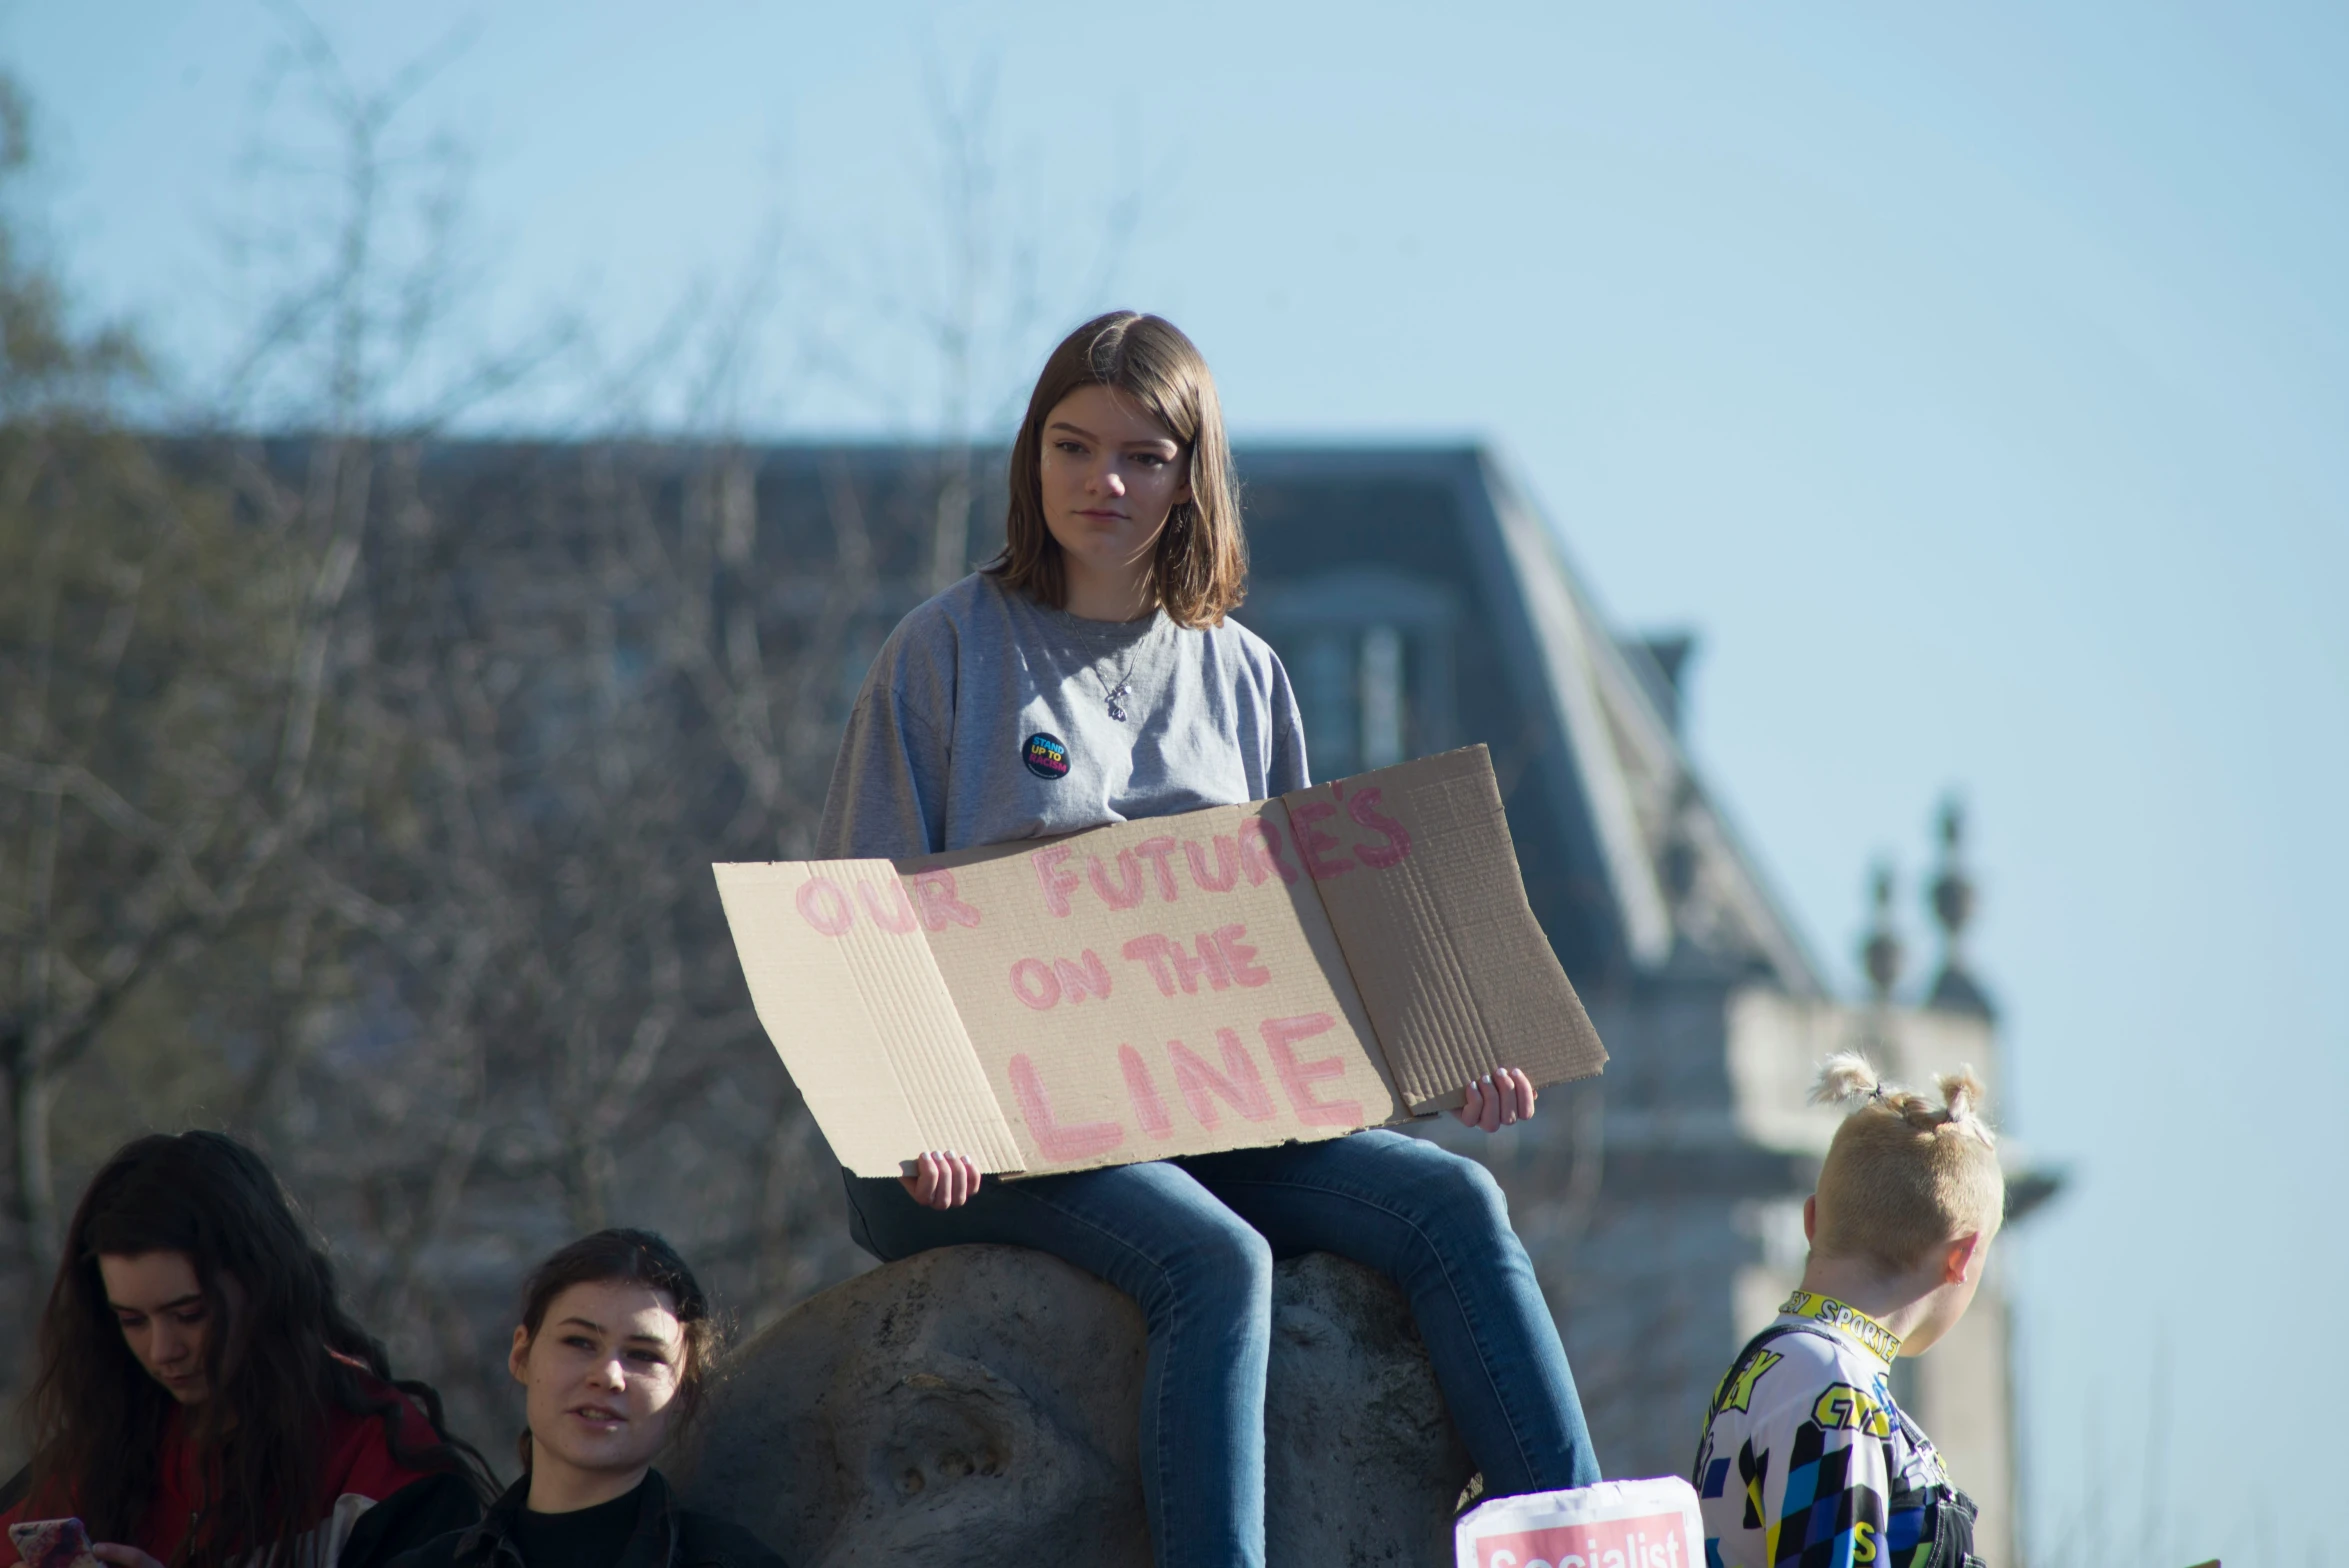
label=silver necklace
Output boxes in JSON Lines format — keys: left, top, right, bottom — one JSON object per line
{"left": 1091, "top": 620, "right": 1158, "bottom": 722}
{"left": 1095, "top": 647, "right": 1141, "bottom": 722}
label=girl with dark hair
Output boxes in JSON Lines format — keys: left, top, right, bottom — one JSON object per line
{"left": 0, "top": 1131, "right": 491, "bottom": 1568}
{"left": 819, "top": 311, "right": 1601, "bottom": 1568}
{"left": 391, "top": 1230, "right": 783, "bottom": 1568}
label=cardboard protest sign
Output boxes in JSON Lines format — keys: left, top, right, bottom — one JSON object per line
{"left": 1455, "top": 1478, "right": 1704, "bottom": 1568}
{"left": 713, "top": 745, "right": 1606, "bottom": 1179}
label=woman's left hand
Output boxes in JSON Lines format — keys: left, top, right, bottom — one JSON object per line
{"left": 92, "top": 1545, "right": 169, "bottom": 1568}
{"left": 1453, "top": 1069, "right": 1538, "bottom": 1132}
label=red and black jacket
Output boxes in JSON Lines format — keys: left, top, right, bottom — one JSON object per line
{"left": 0, "top": 1371, "right": 481, "bottom": 1568}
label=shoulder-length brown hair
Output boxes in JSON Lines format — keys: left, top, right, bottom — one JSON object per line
{"left": 987, "top": 311, "right": 1247, "bottom": 628}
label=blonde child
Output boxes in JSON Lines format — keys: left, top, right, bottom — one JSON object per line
{"left": 1690, "top": 1055, "right": 2003, "bottom": 1568}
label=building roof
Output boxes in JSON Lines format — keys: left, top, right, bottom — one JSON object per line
{"left": 1230, "top": 444, "right": 1826, "bottom": 1000}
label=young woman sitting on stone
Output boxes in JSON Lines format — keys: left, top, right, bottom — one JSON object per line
{"left": 819, "top": 310, "right": 1602, "bottom": 1568}
{"left": 0, "top": 1132, "right": 492, "bottom": 1568}
{"left": 390, "top": 1230, "right": 783, "bottom": 1568}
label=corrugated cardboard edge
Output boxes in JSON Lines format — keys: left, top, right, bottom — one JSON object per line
{"left": 1283, "top": 745, "right": 1608, "bottom": 1114}
{"left": 711, "top": 861, "right": 1025, "bottom": 1179}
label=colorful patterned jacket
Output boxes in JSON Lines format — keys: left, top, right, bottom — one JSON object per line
{"left": 1690, "top": 1291, "right": 1981, "bottom": 1568}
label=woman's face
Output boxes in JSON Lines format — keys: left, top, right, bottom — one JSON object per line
{"left": 1036, "top": 383, "right": 1191, "bottom": 599}
{"left": 509, "top": 1280, "right": 686, "bottom": 1484}
{"left": 99, "top": 1250, "right": 221, "bottom": 1405}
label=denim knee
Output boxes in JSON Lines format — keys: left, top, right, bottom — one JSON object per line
{"left": 1142, "top": 1207, "right": 1273, "bottom": 1324}
{"left": 1416, "top": 1146, "right": 1514, "bottom": 1239}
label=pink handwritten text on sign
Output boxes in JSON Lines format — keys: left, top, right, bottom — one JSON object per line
{"left": 1007, "top": 951, "right": 1115, "bottom": 1011}
{"left": 1024, "top": 792, "right": 1412, "bottom": 919}
{"left": 790, "top": 790, "right": 1414, "bottom": 936}
{"left": 1290, "top": 784, "right": 1415, "bottom": 881}
{"left": 1005, "top": 925, "right": 1279, "bottom": 1010}
{"left": 1006, "top": 1012, "right": 1353, "bottom": 1161}
{"left": 1122, "top": 926, "right": 1272, "bottom": 995}
{"left": 795, "top": 870, "right": 985, "bottom": 936}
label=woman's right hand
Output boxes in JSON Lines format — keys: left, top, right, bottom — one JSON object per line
{"left": 901, "top": 1150, "right": 981, "bottom": 1210}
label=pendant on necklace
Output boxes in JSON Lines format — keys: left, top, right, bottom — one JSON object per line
{"left": 1106, "top": 683, "right": 1131, "bottom": 722}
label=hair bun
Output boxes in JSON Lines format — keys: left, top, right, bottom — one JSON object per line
{"left": 1811, "top": 1053, "right": 1882, "bottom": 1108}
{"left": 1937, "top": 1066, "right": 1997, "bottom": 1146}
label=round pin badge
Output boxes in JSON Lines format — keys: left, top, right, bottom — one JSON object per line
{"left": 1022, "top": 731, "right": 1071, "bottom": 780}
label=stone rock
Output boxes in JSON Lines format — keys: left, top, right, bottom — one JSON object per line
{"left": 1263, "top": 1252, "right": 1476, "bottom": 1565}
{"left": 677, "top": 1245, "right": 1474, "bottom": 1567}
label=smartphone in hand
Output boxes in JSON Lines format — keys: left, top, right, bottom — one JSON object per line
{"left": 8, "top": 1518, "right": 103, "bottom": 1568}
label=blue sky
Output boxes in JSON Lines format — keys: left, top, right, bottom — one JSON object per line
{"left": 10, "top": 4, "right": 2346, "bottom": 1561}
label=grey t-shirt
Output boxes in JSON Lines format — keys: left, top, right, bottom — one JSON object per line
{"left": 817, "top": 572, "right": 1311, "bottom": 858}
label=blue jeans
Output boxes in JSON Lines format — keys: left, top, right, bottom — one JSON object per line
{"left": 843, "top": 1129, "right": 1601, "bottom": 1568}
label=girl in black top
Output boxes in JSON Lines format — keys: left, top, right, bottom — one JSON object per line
{"left": 391, "top": 1231, "right": 782, "bottom": 1568}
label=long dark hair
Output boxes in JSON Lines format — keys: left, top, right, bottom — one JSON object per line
{"left": 19, "top": 1132, "right": 493, "bottom": 1566}
{"left": 512, "top": 1229, "right": 717, "bottom": 1472}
